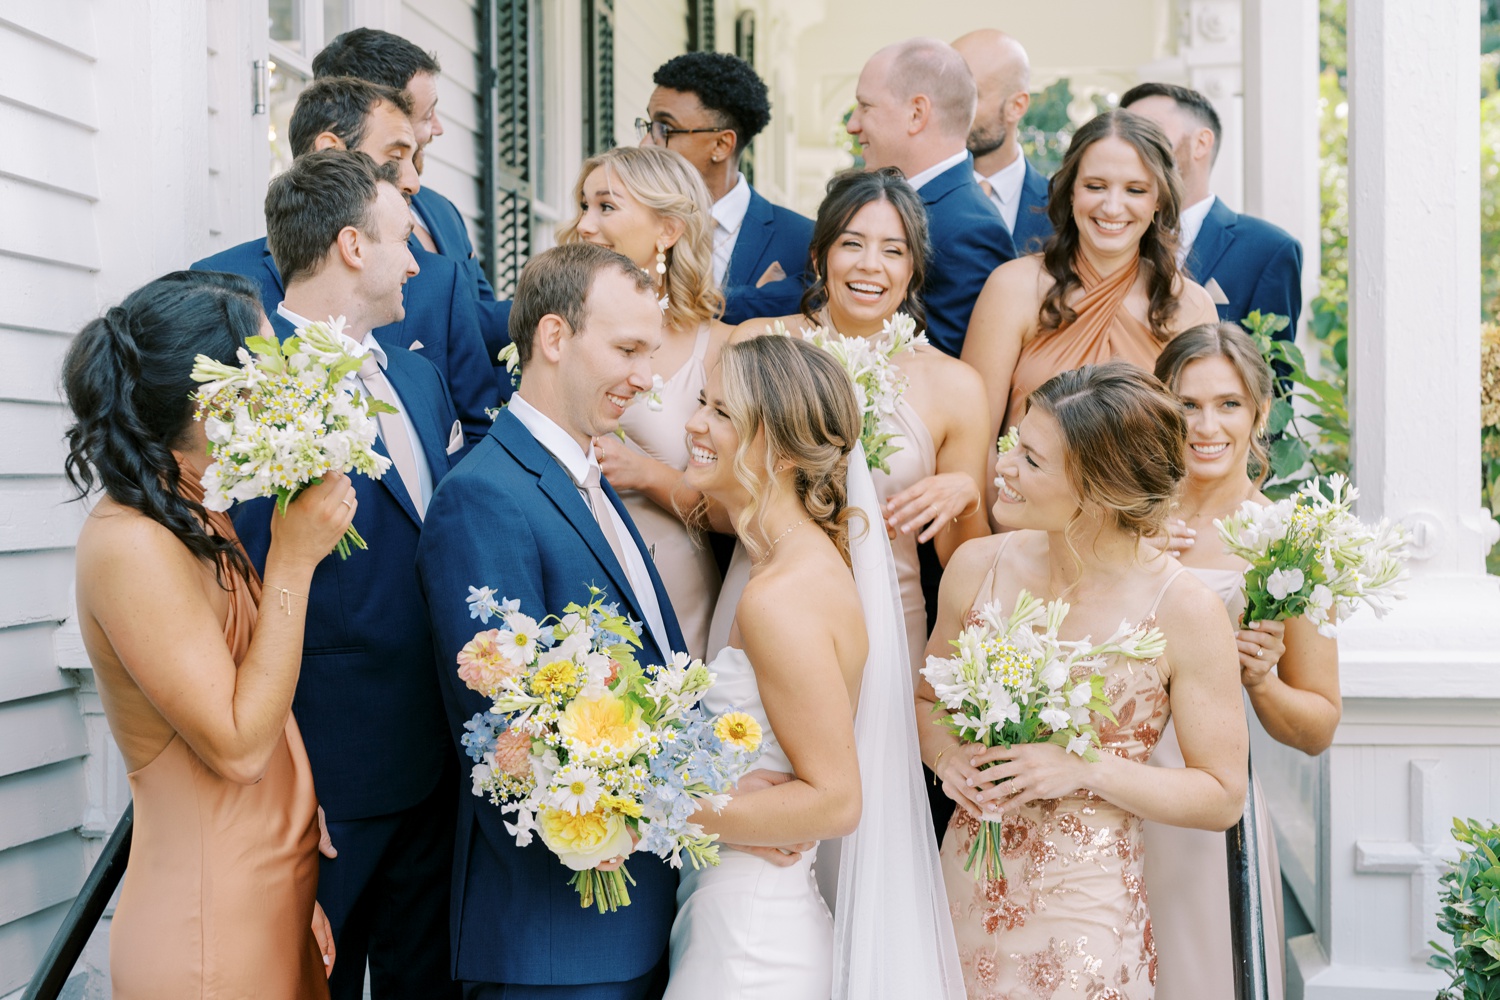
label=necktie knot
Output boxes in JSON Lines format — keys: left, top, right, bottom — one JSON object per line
{"left": 979, "top": 178, "right": 996, "bottom": 199}
{"left": 578, "top": 462, "right": 603, "bottom": 491}
{"left": 358, "top": 353, "right": 382, "bottom": 380}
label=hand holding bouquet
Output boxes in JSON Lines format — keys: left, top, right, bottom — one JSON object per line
{"left": 459, "top": 586, "right": 761, "bottom": 912}
{"left": 190, "top": 317, "right": 394, "bottom": 558}
{"left": 1216, "top": 473, "right": 1410, "bottom": 635}
{"left": 921, "top": 590, "right": 1165, "bottom": 881}
{"left": 771, "top": 312, "right": 927, "bottom": 473}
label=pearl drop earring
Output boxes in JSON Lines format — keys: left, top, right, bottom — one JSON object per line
{"left": 655, "top": 245, "right": 668, "bottom": 276}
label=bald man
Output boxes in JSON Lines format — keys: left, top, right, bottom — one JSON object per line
{"left": 848, "top": 37, "right": 1015, "bottom": 357}
{"left": 953, "top": 29, "right": 1052, "bottom": 253}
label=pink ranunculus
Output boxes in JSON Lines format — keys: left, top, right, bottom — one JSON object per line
{"left": 457, "top": 630, "right": 523, "bottom": 693}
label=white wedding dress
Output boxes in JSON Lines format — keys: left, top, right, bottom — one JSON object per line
{"left": 663, "top": 445, "right": 964, "bottom": 1000}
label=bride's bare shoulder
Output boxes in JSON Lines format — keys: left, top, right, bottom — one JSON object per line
{"left": 738, "top": 546, "right": 862, "bottom": 643}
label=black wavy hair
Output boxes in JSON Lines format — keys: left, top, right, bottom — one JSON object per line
{"left": 62, "top": 270, "right": 263, "bottom": 584}
{"left": 652, "top": 52, "right": 771, "bottom": 156}
{"left": 313, "top": 27, "right": 440, "bottom": 89}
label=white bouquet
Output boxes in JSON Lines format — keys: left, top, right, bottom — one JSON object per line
{"left": 189, "top": 317, "right": 393, "bottom": 558}
{"left": 1216, "top": 473, "right": 1410, "bottom": 635}
{"left": 922, "top": 590, "right": 1165, "bottom": 881}
{"left": 772, "top": 312, "right": 927, "bottom": 473}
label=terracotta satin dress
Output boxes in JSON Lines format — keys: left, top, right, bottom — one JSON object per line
{"left": 1144, "top": 567, "right": 1285, "bottom": 1000}
{"left": 616, "top": 323, "right": 722, "bottom": 659}
{"left": 939, "top": 536, "right": 1180, "bottom": 999}
{"left": 109, "top": 481, "right": 328, "bottom": 999}
{"left": 1003, "top": 255, "right": 1166, "bottom": 432}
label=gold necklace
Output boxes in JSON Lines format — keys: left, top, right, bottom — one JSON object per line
{"left": 769, "top": 517, "right": 810, "bottom": 549}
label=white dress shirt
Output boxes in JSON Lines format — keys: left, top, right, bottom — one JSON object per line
{"left": 506, "top": 393, "right": 672, "bottom": 653}
{"left": 975, "top": 151, "right": 1029, "bottom": 233}
{"left": 276, "top": 303, "right": 435, "bottom": 509}
{"left": 1177, "top": 194, "right": 1217, "bottom": 265}
{"left": 904, "top": 149, "right": 972, "bottom": 193}
{"left": 711, "top": 172, "right": 753, "bottom": 285}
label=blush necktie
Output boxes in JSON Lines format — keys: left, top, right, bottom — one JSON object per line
{"left": 574, "top": 462, "right": 632, "bottom": 577}
{"left": 357, "top": 354, "right": 425, "bottom": 517}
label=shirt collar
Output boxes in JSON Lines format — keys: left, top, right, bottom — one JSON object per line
{"left": 905, "top": 149, "right": 972, "bottom": 192}
{"left": 275, "top": 302, "right": 388, "bottom": 370}
{"left": 1178, "top": 194, "right": 1217, "bottom": 258}
{"left": 977, "top": 151, "right": 1029, "bottom": 206}
{"left": 712, "top": 172, "right": 752, "bottom": 236}
{"left": 507, "top": 393, "right": 597, "bottom": 485}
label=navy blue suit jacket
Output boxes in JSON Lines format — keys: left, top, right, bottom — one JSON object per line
{"left": 411, "top": 186, "right": 514, "bottom": 367}
{"left": 920, "top": 158, "right": 1017, "bottom": 357}
{"left": 1011, "top": 157, "right": 1053, "bottom": 255}
{"left": 232, "top": 342, "right": 462, "bottom": 821}
{"left": 721, "top": 187, "right": 815, "bottom": 325}
{"left": 416, "top": 408, "right": 685, "bottom": 985}
{"left": 1184, "top": 197, "right": 1302, "bottom": 339}
{"left": 192, "top": 238, "right": 503, "bottom": 444}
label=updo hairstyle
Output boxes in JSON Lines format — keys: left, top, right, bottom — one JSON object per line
{"left": 62, "top": 270, "right": 263, "bottom": 583}
{"left": 717, "top": 336, "right": 863, "bottom": 564}
{"left": 1153, "top": 322, "right": 1276, "bottom": 486}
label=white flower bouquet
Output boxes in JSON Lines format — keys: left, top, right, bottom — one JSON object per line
{"left": 459, "top": 585, "right": 761, "bottom": 913}
{"left": 771, "top": 312, "right": 927, "bottom": 473}
{"left": 921, "top": 590, "right": 1166, "bottom": 882}
{"left": 1216, "top": 473, "right": 1410, "bottom": 636}
{"left": 189, "top": 317, "right": 393, "bottom": 558}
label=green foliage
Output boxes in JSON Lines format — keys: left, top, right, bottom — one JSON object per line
{"left": 1020, "top": 78, "right": 1113, "bottom": 177}
{"left": 1242, "top": 311, "right": 1349, "bottom": 497}
{"left": 1429, "top": 818, "right": 1500, "bottom": 1000}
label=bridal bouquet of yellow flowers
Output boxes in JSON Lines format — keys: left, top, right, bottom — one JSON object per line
{"left": 1216, "top": 473, "right": 1409, "bottom": 635}
{"left": 922, "top": 590, "right": 1165, "bottom": 882}
{"left": 458, "top": 586, "right": 761, "bottom": 912}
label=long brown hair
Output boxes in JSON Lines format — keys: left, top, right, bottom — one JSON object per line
{"left": 1154, "top": 322, "right": 1275, "bottom": 486}
{"left": 1038, "top": 110, "right": 1184, "bottom": 344}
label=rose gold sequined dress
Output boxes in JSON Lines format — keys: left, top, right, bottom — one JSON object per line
{"left": 939, "top": 541, "right": 1180, "bottom": 1000}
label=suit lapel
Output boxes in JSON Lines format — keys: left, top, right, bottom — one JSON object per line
{"left": 1185, "top": 198, "right": 1237, "bottom": 283}
{"left": 599, "top": 480, "right": 685, "bottom": 660}
{"left": 384, "top": 350, "right": 452, "bottom": 477}
{"left": 725, "top": 189, "right": 775, "bottom": 289}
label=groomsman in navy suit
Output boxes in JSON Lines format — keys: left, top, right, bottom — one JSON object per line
{"left": 1122, "top": 82, "right": 1303, "bottom": 338}
{"left": 314, "top": 28, "right": 514, "bottom": 363}
{"left": 848, "top": 38, "right": 1016, "bottom": 357}
{"left": 231, "top": 150, "right": 464, "bottom": 1000}
{"left": 417, "top": 243, "right": 685, "bottom": 998}
{"left": 192, "top": 76, "right": 502, "bottom": 445}
{"left": 954, "top": 29, "right": 1053, "bottom": 253}
{"left": 642, "top": 52, "right": 814, "bottom": 324}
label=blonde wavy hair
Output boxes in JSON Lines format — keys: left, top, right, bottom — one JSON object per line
{"left": 558, "top": 145, "right": 724, "bottom": 333}
{"left": 717, "top": 336, "right": 864, "bottom": 565}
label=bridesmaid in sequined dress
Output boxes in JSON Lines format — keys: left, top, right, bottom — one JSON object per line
{"left": 1142, "top": 324, "right": 1342, "bottom": 1000}
{"left": 916, "top": 363, "right": 1248, "bottom": 999}
{"left": 564, "top": 145, "right": 734, "bottom": 658}
{"left": 63, "top": 272, "right": 356, "bottom": 998}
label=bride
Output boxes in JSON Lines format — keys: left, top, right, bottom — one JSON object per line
{"left": 664, "top": 335, "right": 962, "bottom": 1000}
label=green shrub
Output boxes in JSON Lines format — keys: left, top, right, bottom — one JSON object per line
{"left": 1429, "top": 818, "right": 1500, "bottom": 1000}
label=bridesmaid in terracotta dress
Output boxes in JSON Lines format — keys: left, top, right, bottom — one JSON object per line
{"left": 1145, "top": 323, "right": 1342, "bottom": 1000}
{"left": 917, "top": 363, "right": 1248, "bottom": 999}
{"left": 961, "top": 110, "right": 1218, "bottom": 484}
{"left": 714, "top": 168, "right": 992, "bottom": 672}
{"left": 567, "top": 145, "right": 731, "bottom": 659}
{"left": 64, "top": 271, "right": 354, "bottom": 999}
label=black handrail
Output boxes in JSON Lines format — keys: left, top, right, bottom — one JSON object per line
{"left": 1226, "top": 759, "right": 1270, "bottom": 1000}
{"left": 23, "top": 804, "right": 133, "bottom": 1000}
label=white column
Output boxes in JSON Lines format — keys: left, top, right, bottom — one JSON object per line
{"left": 1179, "top": 1, "right": 1246, "bottom": 211}
{"left": 1242, "top": 0, "right": 1320, "bottom": 324}
{"left": 1290, "top": 2, "right": 1500, "bottom": 997}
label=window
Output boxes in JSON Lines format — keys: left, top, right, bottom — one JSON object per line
{"left": 266, "top": 0, "right": 354, "bottom": 178}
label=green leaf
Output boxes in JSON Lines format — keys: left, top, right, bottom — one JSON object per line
{"left": 1268, "top": 398, "right": 1295, "bottom": 435}
{"left": 1270, "top": 436, "right": 1310, "bottom": 478}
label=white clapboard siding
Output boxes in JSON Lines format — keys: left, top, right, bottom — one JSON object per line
{"left": 402, "top": 0, "right": 484, "bottom": 247}
{"left": 614, "top": 0, "right": 687, "bottom": 149}
{"left": 0, "top": 2, "right": 101, "bottom": 992}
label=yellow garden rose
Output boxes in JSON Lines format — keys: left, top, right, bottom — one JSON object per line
{"left": 536, "top": 804, "right": 634, "bottom": 871}
{"left": 556, "top": 693, "right": 648, "bottom": 757}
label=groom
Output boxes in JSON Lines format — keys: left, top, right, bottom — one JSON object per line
{"left": 417, "top": 243, "right": 685, "bottom": 999}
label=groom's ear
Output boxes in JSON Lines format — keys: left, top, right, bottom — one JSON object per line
{"left": 533, "top": 313, "right": 571, "bottom": 364}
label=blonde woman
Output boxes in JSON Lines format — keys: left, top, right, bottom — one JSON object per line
{"left": 562, "top": 145, "right": 732, "bottom": 657}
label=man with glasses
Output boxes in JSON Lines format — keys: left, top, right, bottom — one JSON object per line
{"left": 641, "top": 52, "right": 813, "bottom": 324}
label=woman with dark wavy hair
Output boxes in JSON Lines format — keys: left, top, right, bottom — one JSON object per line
{"left": 65, "top": 270, "right": 354, "bottom": 998}
{"left": 720, "top": 167, "right": 992, "bottom": 674}
{"left": 961, "top": 109, "right": 1219, "bottom": 450}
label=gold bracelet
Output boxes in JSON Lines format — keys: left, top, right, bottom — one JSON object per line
{"left": 953, "top": 493, "right": 981, "bottom": 524}
{"left": 274, "top": 587, "right": 306, "bottom": 616}
{"left": 932, "top": 744, "right": 957, "bottom": 781}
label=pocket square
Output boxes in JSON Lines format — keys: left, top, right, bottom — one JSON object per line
{"left": 1203, "top": 277, "right": 1230, "bottom": 306}
{"left": 755, "top": 261, "right": 788, "bottom": 288}
{"left": 409, "top": 340, "right": 425, "bottom": 351}
{"left": 446, "top": 420, "right": 464, "bottom": 455}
